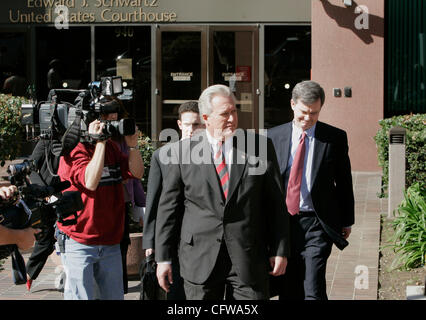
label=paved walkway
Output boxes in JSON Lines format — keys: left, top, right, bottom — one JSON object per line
{"left": 326, "top": 171, "right": 384, "bottom": 300}
{"left": 0, "top": 162, "right": 384, "bottom": 300}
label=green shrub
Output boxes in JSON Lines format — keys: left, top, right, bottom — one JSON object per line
{"left": 124, "top": 134, "right": 156, "bottom": 233}
{"left": 0, "top": 94, "right": 30, "bottom": 166}
{"left": 374, "top": 113, "right": 426, "bottom": 197}
{"left": 389, "top": 183, "right": 426, "bottom": 270}
{"left": 137, "top": 134, "right": 156, "bottom": 191}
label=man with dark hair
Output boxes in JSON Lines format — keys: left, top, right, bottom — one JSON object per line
{"left": 176, "top": 101, "right": 203, "bottom": 140}
{"left": 143, "top": 100, "right": 203, "bottom": 300}
{"left": 268, "top": 80, "right": 355, "bottom": 300}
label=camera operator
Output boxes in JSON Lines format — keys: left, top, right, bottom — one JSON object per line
{"left": 56, "top": 104, "right": 143, "bottom": 300}
{"left": 0, "top": 185, "right": 40, "bottom": 251}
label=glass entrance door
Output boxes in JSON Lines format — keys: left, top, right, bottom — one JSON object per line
{"left": 209, "top": 26, "right": 259, "bottom": 131}
{"left": 156, "top": 26, "right": 207, "bottom": 135}
{"left": 156, "top": 25, "right": 258, "bottom": 138}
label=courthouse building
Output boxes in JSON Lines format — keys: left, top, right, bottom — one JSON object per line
{"left": 0, "top": 0, "right": 424, "bottom": 171}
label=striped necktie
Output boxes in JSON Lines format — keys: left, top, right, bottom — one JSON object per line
{"left": 286, "top": 131, "right": 307, "bottom": 215}
{"left": 214, "top": 141, "right": 229, "bottom": 199}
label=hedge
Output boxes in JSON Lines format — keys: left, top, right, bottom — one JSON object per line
{"left": 374, "top": 113, "right": 426, "bottom": 197}
{"left": 0, "top": 94, "right": 30, "bottom": 166}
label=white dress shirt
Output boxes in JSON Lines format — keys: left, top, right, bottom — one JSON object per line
{"left": 287, "top": 122, "right": 316, "bottom": 212}
{"left": 205, "top": 129, "right": 233, "bottom": 176}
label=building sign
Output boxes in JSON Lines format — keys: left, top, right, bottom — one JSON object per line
{"left": 222, "top": 68, "right": 251, "bottom": 82}
{"left": 7, "top": 0, "right": 177, "bottom": 24}
{"left": 236, "top": 66, "right": 251, "bottom": 82}
{"left": 116, "top": 58, "right": 133, "bottom": 79}
{"left": 222, "top": 72, "right": 241, "bottom": 82}
{"left": 171, "top": 72, "right": 193, "bottom": 81}
{"left": 0, "top": 0, "right": 311, "bottom": 24}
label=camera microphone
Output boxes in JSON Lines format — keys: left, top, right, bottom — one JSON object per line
{"left": 47, "top": 180, "right": 71, "bottom": 195}
{"left": 27, "top": 180, "right": 71, "bottom": 199}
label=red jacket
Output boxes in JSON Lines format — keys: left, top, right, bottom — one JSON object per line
{"left": 57, "top": 140, "right": 132, "bottom": 245}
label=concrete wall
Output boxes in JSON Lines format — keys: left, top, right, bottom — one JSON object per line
{"left": 312, "top": 0, "right": 385, "bottom": 171}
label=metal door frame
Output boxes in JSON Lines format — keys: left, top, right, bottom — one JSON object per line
{"left": 152, "top": 24, "right": 259, "bottom": 140}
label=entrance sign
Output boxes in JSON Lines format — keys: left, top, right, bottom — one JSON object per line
{"left": 171, "top": 72, "right": 193, "bottom": 81}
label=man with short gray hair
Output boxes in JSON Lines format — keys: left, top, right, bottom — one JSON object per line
{"left": 268, "top": 80, "right": 355, "bottom": 300}
{"left": 155, "top": 84, "right": 290, "bottom": 300}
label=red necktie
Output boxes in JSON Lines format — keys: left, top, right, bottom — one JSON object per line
{"left": 286, "top": 131, "right": 307, "bottom": 215}
{"left": 214, "top": 141, "right": 229, "bottom": 199}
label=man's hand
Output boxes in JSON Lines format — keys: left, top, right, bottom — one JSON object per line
{"left": 145, "top": 248, "right": 154, "bottom": 257}
{"left": 342, "top": 227, "right": 352, "bottom": 239}
{"left": 15, "top": 228, "right": 41, "bottom": 251}
{"left": 269, "top": 256, "right": 288, "bottom": 276}
{"left": 124, "top": 126, "right": 139, "bottom": 148}
{"left": 0, "top": 225, "right": 41, "bottom": 251}
{"left": 156, "top": 263, "right": 173, "bottom": 293}
{"left": 88, "top": 119, "right": 105, "bottom": 136}
{"left": 84, "top": 120, "right": 108, "bottom": 191}
{"left": 0, "top": 185, "right": 18, "bottom": 200}
{"left": 125, "top": 126, "right": 144, "bottom": 179}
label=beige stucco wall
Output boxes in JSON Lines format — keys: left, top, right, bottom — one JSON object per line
{"left": 312, "top": 0, "right": 384, "bottom": 171}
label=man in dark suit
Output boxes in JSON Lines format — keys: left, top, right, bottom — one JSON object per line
{"left": 143, "top": 101, "right": 203, "bottom": 300}
{"left": 268, "top": 80, "right": 355, "bottom": 300}
{"left": 155, "top": 84, "right": 290, "bottom": 300}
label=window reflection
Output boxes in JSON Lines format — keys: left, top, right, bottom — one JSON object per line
{"left": 95, "top": 26, "right": 151, "bottom": 136}
{"left": 264, "top": 26, "right": 311, "bottom": 128}
{"left": 35, "top": 27, "right": 91, "bottom": 102}
{"left": 0, "top": 31, "right": 27, "bottom": 97}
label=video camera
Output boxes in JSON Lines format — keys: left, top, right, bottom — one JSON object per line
{"left": 22, "top": 76, "right": 135, "bottom": 155}
{"left": 0, "top": 160, "right": 83, "bottom": 241}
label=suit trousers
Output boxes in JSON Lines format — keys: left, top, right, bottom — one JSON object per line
{"left": 183, "top": 242, "right": 268, "bottom": 300}
{"left": 26, "top": 223, "right": 56, "bottom": 280}
{"left": 277, "top": 213, "right": 333, "bottom": 300}
{"left": 167, "top": 257, "right": 186, "bottom": 300}
{"left": 120, "top": 205, "right": 131, "bottom": 294}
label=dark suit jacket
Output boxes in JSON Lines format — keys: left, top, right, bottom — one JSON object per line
{"left": 143, "top": 142, "right": 182, "bottom": 252}
{"left": 268, "top": 121, "right": 355, "bottom": 250}
{"left": 155, "top": 130, "right": 290, "bottom": 286}
{"left": 142, "top": 148, "right": 164, "bottom": 251}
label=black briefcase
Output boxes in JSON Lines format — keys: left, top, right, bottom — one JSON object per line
{"left": 139, "top": 253, "right": 167, "bottom": 300}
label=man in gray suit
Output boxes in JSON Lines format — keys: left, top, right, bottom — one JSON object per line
{"left": 143, "top": 101, "right": 203, "bottom": 300}
{"left": 155, "top": 84, "right": 290, "bottom": 300}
